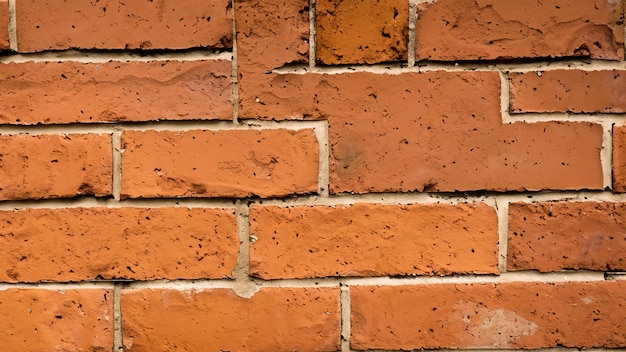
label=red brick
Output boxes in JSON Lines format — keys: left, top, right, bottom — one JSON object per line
{"left": 415, "top": 0, "right": 625, "bottom": 61}
{"left": 352, "top": 281, "right": 626, "bottom": 349}
{"left": 235, "top": 0, "right": 309, "bottom": 73}
{"left": 0, "top": 134, "right": 111, "bottom": 200}
{"left": 239, "top": 71, "right": 603, "bottom": 193}
{"left": 508, "top": 202, "right": 626, "bottom": 272}
{"left": 250, "top": 203, "right": 498, "bottom": 279}
{"left": 16, "top": 0, "right": 232, "bottom": 52}
{"left": 316, "top": 0, "right": 408, "bottom": 65}
{"left": 0, "top": 60, "right": 232, "bottom": 124}
{"left": 614, "top": 125, "right": 626, "bottom": 192}
{"left": 121, "top": 129, "right": 319, "bottom": 199}
{"left": 510, "top": 70, "right": 626, "bottom": 113}
{"left": 0, "top": 207, "right": 237, "bottom": 282}
{"left": 121, "top": 287, "right": 340, "bottom": 351}
{"left": 0, "top": 0, "right": 8, "bottom": 50}
{"left": 0, "top": 289, "right": 113, "bottom": 351}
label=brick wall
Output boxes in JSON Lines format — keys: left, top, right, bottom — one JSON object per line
{"left": 0, "top": 0, "right": 625, "bottom": 350}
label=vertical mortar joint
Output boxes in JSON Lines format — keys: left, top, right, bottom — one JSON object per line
{"left": 340, "top": 284, "right": 351, "bottom": 352}
{"left": 309, "top": 0, "right": 316, "bottom": 68}
{"left": 232, "top": 200, "right": 259, "bottom": 298}
{"left": 8, "top": 0, "right": 17, "bottom": 51}
{"left": 408, "top": 0, "right": 417, "bottom": 67}
{"left": 113, "top": 283, "right": 123, "bottom": 351}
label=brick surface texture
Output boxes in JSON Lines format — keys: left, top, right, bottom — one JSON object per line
{"left": 0, "top": 0, "right": 624, "bottom": 350}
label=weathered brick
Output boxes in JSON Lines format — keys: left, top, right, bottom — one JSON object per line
{"left": 415, "top": 0, "right": 625, "bottom": 61}
{"left": 16, "top": 0, "right": 232, "bottom": 52}
{"left": 0, "top": 289, "right": 113, "bottom": 351}
{"left": 0, "top": 60, "right": 232, "bottom": 124}
{"left": 0, "top": 207, "right": 237, "bottom": 282}
{"left": 614, "top": 125, "right": 626, "bottom": 192}
{"left": 0, "top": 134, "right": 111, "bottom": 200}
{"left": 121, "top": 129, "right": 319, "bottom": 199}
{"left": 508, "top": 202, "right": 626, "bottom": 272}
{"left": 0, "top": 0, "right": 8, "bottom": 50}
{"left": 240, "top": 71, "right": 603, "bottom": 193}
{"left": 250, "top": 203, "right": 498, "bottom": 279}
{"left": 510, "top": 70, "right": 626, "bottom": 113}
{"left": 121, "top": 287, "right": 340, "bottom": 351}
{"left": 316, "top": 0, "right": 408, "bottom": 65}
{"left": 352, "top": 281, "right": 626, "bottom": 349}
{"left": 235, "top": 0, "right": 308, "bottom": 73}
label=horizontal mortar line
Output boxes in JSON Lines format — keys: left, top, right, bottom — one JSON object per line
{"left": 1, "top": 191, "right": 625, "bottom": 211}
{"left": 0, "top": 197, "right": 238, "bottom": 210}
{"left": 366, "top": 349, "right": 626, "bottom": 352}
{"left": 503, "top": 112, "right": 626, "bottom": 124}
{"left": 0, "top": 119, "right": 327, "bottom": 135}
{"left": 255, "top": 190, "right": 626, "bottom": 207}
{"left": 0, "top": 49, "right": 232, "bottom": 64}
{"left": 0, "top": 281, "right": 115, "bottom": 291}
{"left": 270, "top": 59, "right": 626, "bottom": 75}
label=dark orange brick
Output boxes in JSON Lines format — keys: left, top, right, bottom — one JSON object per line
{"left": 0, "top": 0, "right": 8, "bottom": 50}
{"left": 0, "top": 134, "right": 111, "bottom": 200}
{"left": 250, "top": 203, "right": 498, "bottom": 279}
{"left": 121, "top": 129, "right": 319, "bottom": 199}
{"left": 352, "top": 281, "right": 626, "bottom": 349}
{"left": 508, "top": 202, "right": 626, "bottom": 272}
{"left": 121, "top": 287, "right": 340, "bottom": 351}
{"left": 0, "top": 289, "right": 113, "bottom": 351}
{"left": 614, "top": 125, "right": 626, "bottom": 192}
{"left": 316, "top": 0, "right": 408, "bottom": 65}
{"left": 0, "top": 60, "right": 232, "bottom": 124}
{"left": 0, "top": 207, "right": 238, "bottom": 282}
{"left": 235, "top": 0, "right": 309, "bottom": 73}
{"left": 415, "top": 0, "right": 624, "bottom": 61}
{"left": 510, "top": 70, "right": 626, "bottom": 113}
{"left": 16, "top": 0, "right": 232, "bottom": 52}
{"left": 239, "top": 71, "right": 603, "bottom": 193}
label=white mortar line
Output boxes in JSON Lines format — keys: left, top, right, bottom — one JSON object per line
{"left": 407, "top": 0, "right": 417, "bottom": 67}
{"left": 7, "top": 0, "right": 17, "bottom": 51}
{"left": 499, "top": 70, "right": 511, "bottom": 123}
{"left": 340, "top": 285, "right": 351, "bottom": 352}
{"left": 0, "top": 281, "right": 116, "bottom": 291}
{"left": 0, "top": 49, "right": 232, "bottom": 64}
{"left": 2, "top": 191, "right": 626, "bottom": 211}
{"left": 0, "top": 119, "right": 326, "bottom": 134}
{"left": 0, "top": 198, "right": 238, "bottom": 210}
{"left": 365, "top": 349, "right": 625, "bottom": 352}
{"left": 309, "top": 0, "right": 316, "bottom": 68}
{"left": 231, "top": 201, "right": 259, "bottom": 298}
{"left": 602, "top": 122, "right": 614, "bottom": 190}
{"left": 113, "top": 284, "right": 123, "bottom": 351}
{"left": 504, "top": 113, "right": 626, "bottom": 124}
{"left": 112, "top": 131, "right": 122, "bottom": 201}
{"left": 315, "top": 120, "right": 330, "bottom": 196}
{"left": 270, "top": 59, "right": 626, "bottom": 75}
{"left": 93, "top": 271, "right": 611, "bottom": 295}
{"left": 496, "top": 198, "right": 509, "bottom": 273}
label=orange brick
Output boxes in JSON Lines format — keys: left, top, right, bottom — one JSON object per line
{"left": 235, "top": 0, "right": 309, "bottom": 73}
{"left": 0, "top": 207, "right": 238, "bottom": 282}
{"left": 0, "top": 289, "right": 113, "bottom": 351}
{"left": 121, "top": 287, "right": 340, "bottom": 351}
{"left": 415, "top": 0, "right": 624, "bottom": 61}
{"left": 0, "top": 60, "right": 232, "bottom": 124}
{"left": 16, "top": 0, "right": 232, "bottom": 52}
{"left": 352, "top": 281, "right": 626, "bottom": 349}
{"left": 0, "top": 134, "right": 111, "bottom": 200}
{"left": 316, "top": 0, "right": 408, "bottom": 65}
{"left": 510, "top": 70, "right": 626, "bottom": 113}
{"left": 508, "top": 202, "right": 626, "bottom": 272}
{"left": 614, "top": 125, "right": 626, "bottom": 192}
{"left": 239, "top": 71, "right": 603, "bottom": 193}
{"left": 0, "top": 0, "right": 8, "bottom": 50}
{"left": 121, "top": 129, "right": 319, "bottom": 199}
{"left": 250, "top": 203, "right": 498, "bottom": 279}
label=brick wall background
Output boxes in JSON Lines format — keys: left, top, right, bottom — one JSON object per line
{"left": 0, "top": 0, "right": 625, "bottom": 350}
